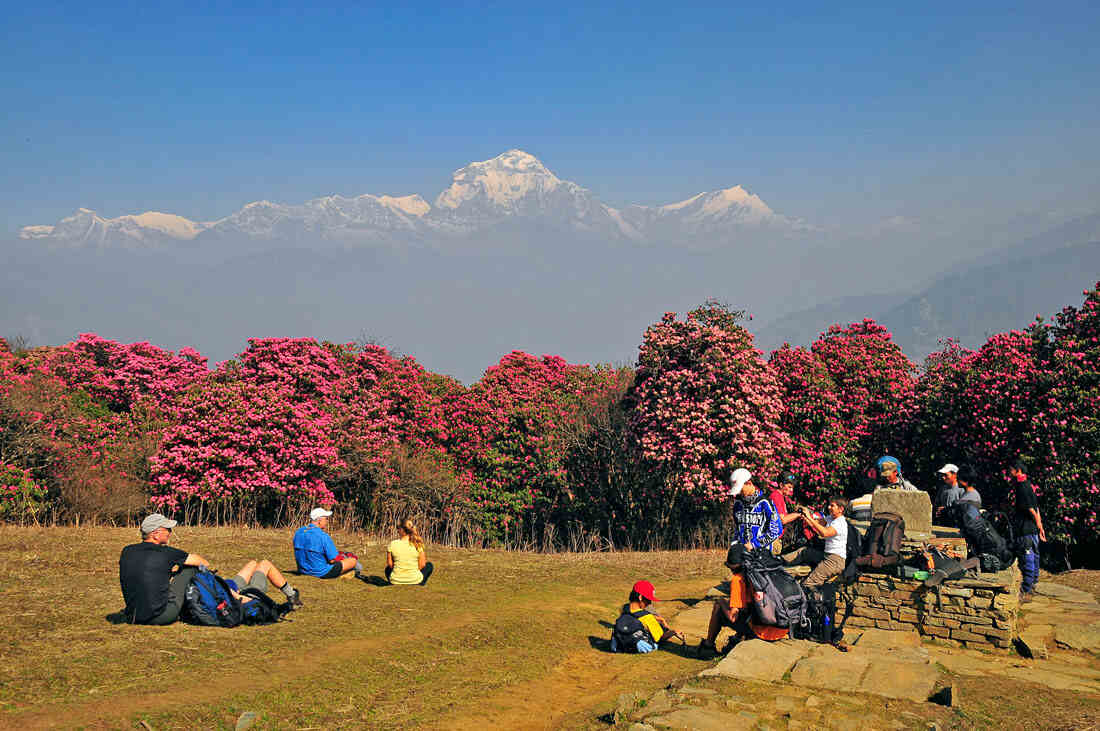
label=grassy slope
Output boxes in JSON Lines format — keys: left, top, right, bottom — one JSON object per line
{"left": 0, "top": 526, "right": 718, "bottom": 729}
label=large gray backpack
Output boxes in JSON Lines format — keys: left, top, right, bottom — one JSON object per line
{"left": 742, "top": 549, "right": 808, "bottom": 631}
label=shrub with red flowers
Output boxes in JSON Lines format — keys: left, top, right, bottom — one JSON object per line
{"left": 1028, "top": 282, "right": 1100, "bottom": 543}
{"left": 628, "top": 303, "right": 791, "bottom": 507}
{"left": 768, "top": 344, "right": 859, "bottom": 502}
{"left": 149, "top": 380, "right": 340, "bottom": 521}
{"left": 0, "top": 462, "right": 48, "bottom": 522}
{"left": 20, "top": 333, "right": 207, "bottom": 412}
{"left": 809, "top": 320, "right": 917, "bottom": 483}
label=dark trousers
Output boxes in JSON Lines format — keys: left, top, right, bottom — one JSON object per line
{"left": 385, "top": 562, "right": 434, "bottom": 586}
{"left": 147, "top": 566, "right": 197, "bottom": 625}
{"left": 1017, "top": 534, "right": 1040, "bottom": 593}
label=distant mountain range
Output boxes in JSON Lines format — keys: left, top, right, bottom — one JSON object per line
{"left": 754, "top": 213, "right": 1100, "bottom": 362}
{"left": 20, "top": 149, "right": 805, "bottom": 249}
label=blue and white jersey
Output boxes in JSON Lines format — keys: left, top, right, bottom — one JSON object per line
{"left": 733, "top": 493, "right": 783, "bottom": 549}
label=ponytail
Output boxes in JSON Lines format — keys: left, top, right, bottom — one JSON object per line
{"left": 401, "top": 519, "right": 424, "bottom": 551}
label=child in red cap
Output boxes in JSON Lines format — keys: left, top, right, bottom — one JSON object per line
{"left": 610, "top": 580, "right": 677, "bottom": 653}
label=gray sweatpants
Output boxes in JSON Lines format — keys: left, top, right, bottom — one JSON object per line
{"left": 147, "top": 566, "right": 198, "bottom": 625}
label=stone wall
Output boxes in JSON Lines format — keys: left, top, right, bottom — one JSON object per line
{"left": 837, "top": 565, "right": 1021, "bottom": 650}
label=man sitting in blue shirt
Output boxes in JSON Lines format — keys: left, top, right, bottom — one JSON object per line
{"left": 293, "top": 507, "right": 362, "bottom": 579}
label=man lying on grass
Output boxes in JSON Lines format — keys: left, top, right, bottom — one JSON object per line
{"left": 119, "top": 513, "right": 302, "bottom": 625}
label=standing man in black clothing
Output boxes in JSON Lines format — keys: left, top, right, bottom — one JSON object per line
{"left": 1009, "top": 462, "right": 1046, "bottom": 600}
{"left": 119, "top": 513, "right": 210, "bottom": 625}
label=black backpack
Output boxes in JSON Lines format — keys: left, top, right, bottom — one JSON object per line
{"left": 238, "top": 587, "right": 289, "bottom": 625}
{"left": 742, "top": 550, "right": 808, "bottom": 632}
{"left": 856, "top": 512, "right": 905, "bottom": 570}
{"left": 954, "top": 503, "right": 1015, "bottom": 572}
{"left": 796, "top": 583, "right": 842, "bottom": 644}
{"left": 612, "top": 608, "right": 654, "bottom": 652}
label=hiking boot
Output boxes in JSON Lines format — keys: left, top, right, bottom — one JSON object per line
{"left": 720, "top": 636, "right": 742, "bottom": 655}
{"left": 1019, "top": 591, "right": 1034, "bottom": 604}
{"left": 288, "top": 589, "right": 303, "bottom": 609}
{"left": 695, "top": 640, "right": 718, "bottom": 660}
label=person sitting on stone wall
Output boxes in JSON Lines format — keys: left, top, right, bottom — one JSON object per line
{"left": 875, "top": 456, "right": 918, "bottom": 491}
{"left": 781, "top": 496, "right": 849, "bottom": 591}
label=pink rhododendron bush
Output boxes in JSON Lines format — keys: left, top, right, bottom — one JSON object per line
{"left": 629, "top": 303, "right": 791, "bottom": 506}
{"left": 0, "top": 285, "right": 1098, "bottom": 557}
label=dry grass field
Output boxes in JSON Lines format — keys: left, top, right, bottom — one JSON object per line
{"left": 2, "top": 525, "right": 1098, "bottom": 730}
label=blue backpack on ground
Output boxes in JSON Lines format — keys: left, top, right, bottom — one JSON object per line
{"left": 182, "top": 567, "right": 244, "bottom": 627}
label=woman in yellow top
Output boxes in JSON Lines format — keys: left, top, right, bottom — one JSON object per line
{"left": 385, "top": 519, "right": 434, "bottom": 585}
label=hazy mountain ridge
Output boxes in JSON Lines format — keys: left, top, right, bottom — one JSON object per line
{"left": 20, "top": 149, "right": 799, "bottom": 249}
{"left": 755, "top": 231, "right": 1100, "bottom": 363}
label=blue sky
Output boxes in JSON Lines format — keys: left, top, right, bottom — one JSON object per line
{"left": 3, "top": 0, "right": 1099, "bottom": 237}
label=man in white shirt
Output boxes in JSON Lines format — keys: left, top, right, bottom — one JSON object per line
{"left": 781, "top": 496, "right": 849, "bottom": 591}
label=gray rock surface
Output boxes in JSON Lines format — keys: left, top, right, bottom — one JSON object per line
{"left": 861, "top": 658, "right": 939, "bottom": 701}
{"left": 648, "top": 707, "right": 741, "bottom": 730}
{"left": 789, "top": 654, "right": 871, "bottom": 692}
{"left": 1035, "top": 583, "right": 1100, "bottom": 606}
{"left": 699, "top": 639, "right": 809, "bottom": 682}
{"left": 871, "top": 488, "right": 933, "bottom": 537}
{"left": 1054, "top": 622, "right": 1100, "bottom": 653}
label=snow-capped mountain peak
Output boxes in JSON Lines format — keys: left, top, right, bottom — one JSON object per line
{"left": 20, "top": 150, "right": 802, "bottom": 248}
{"left": 435, "top": 149, "right": 563, "bottom": 210}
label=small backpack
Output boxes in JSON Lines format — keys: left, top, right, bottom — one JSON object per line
{"left": 611, "top": 609, "right": 655, "bottom": 652}
{"left": 182, "top": 568, "right": 244, "bottom": 627}
{"left": 743, "top": 550, "right": 808, "bottom": 632}
{"left": 954, "top": 503, "right": 1015, "bottom": 572}
{"left": 238, "top": 587, "right": 288, "bottom": 625}
{"left": 796, "top": 583, "right": 842, "bottom": 644}
{"left": 855, "top": 512, "right": 905, "bottom": 570}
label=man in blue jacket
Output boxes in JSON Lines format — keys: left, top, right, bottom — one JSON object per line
{"left": 730, "top": 468, "right": 782, "bottom": 553}
{"left": 293, "top": 507, "right": 362, "bottom": 579}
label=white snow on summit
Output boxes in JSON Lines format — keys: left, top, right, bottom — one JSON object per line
{"left": 20, "top": 150, "right": 802, "bottom": 248}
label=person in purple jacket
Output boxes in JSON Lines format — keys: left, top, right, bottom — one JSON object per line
{"left": 729, "top": 468, "right": 783, "bottom": 553}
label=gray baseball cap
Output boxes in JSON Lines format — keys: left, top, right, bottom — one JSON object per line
{"left": 141, "top": 513, "right": 178, "bottom": 533}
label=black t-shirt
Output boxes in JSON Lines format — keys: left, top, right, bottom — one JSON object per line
{"left": 119, "top": 542, "right": 189, "bottom": 623}
{"left": 1013, "top": 478, "right": 1040, "bottom": 536}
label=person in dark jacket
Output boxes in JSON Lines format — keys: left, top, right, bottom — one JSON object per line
{"left": 730, "top": 468, "right": 783, "bottom": 552}
{"left": 1009, "top": 461, "right": 1046, "bottom": 599}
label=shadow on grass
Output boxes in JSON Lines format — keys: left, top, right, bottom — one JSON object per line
{"left": 588, "top": 634, "right": 700, "bottom": 660}
{"left": 359, "top": 575, "right": 390, "bottom": 587}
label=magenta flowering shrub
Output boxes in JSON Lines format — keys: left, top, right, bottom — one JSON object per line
{"left": 768, "top": 345, "right": 859, "bottom": 502}
{"left": 629, "top": 306, "right": 791, "bottom": 505}
{"left": 910, "top": 331, "right": 1043, "bottom": 499}
{"left": 810, "top": 320, "right": 916, "bottom": 482}
{"left": 22, "top": 333, "right": 207, "bottom": 412}
{"left": 0, "top": 462, "right": 48, "bottom": 521}
{"left": 149, "top": 381, "right": 340, "bottom": 519}
{"left": 443, "top": 351, "right": 625, "bottom": 539}
{"left": 1029, "top": 283, "right": 1100, "bottom": 541}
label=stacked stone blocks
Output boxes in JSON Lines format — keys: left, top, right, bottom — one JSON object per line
{"left": 837, "top": 566, "right": 1021, "bottom": 650}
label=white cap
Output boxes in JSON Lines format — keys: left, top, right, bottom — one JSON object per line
{"left": 937, "top": 463, "right": 959, "bottom": 474}
{"left": 140, "top": 513, "right": 177, "bottom": 533}
{"left": 310, "top": 507, "right": 333, "bottom": 520}
{"left": 729, "top": 468, "right": 753, "bottom": 497}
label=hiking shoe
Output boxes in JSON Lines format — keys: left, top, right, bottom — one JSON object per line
{"left": 720, "top": 636, "right": 742, "bottom": 655}
{"left": 288, "top": 589, "right": 303, "bottom": 609}
{"left": 1019, "top": 591, "right": 1034, "bottom": 604}
{"left": 695, "top": 641, "right": 718, "bottom": 660}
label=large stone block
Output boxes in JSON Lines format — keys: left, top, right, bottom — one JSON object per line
{"left": 871, "top": 488, "right": 932, "bottom": 537}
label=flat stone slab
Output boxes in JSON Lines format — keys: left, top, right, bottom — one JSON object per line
{"left": 1054, "top": 622, "right": 1100, "bottom": 653}
{"left": 1036, "top": 583, "right": 1100, "bottom": 606}
{"left": 860, "top": 658, "right": 939, "bottom": 702}
{"left": 672, "top": 603, "right": 717, "bottom": 639}
{"left": 871, "top": 488, "right": 932, "bottom": 537}
{"left": 699, "top": 638, "right": 809, "bottom": 682}
{"left": 648, "top": 707, "right": 741, "bottom": 730}
{"left": 854, "top": 627, "right": 923, "bottom": 649}
{"left": 789, "top": 653, "right": 871, "bottom": 692}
